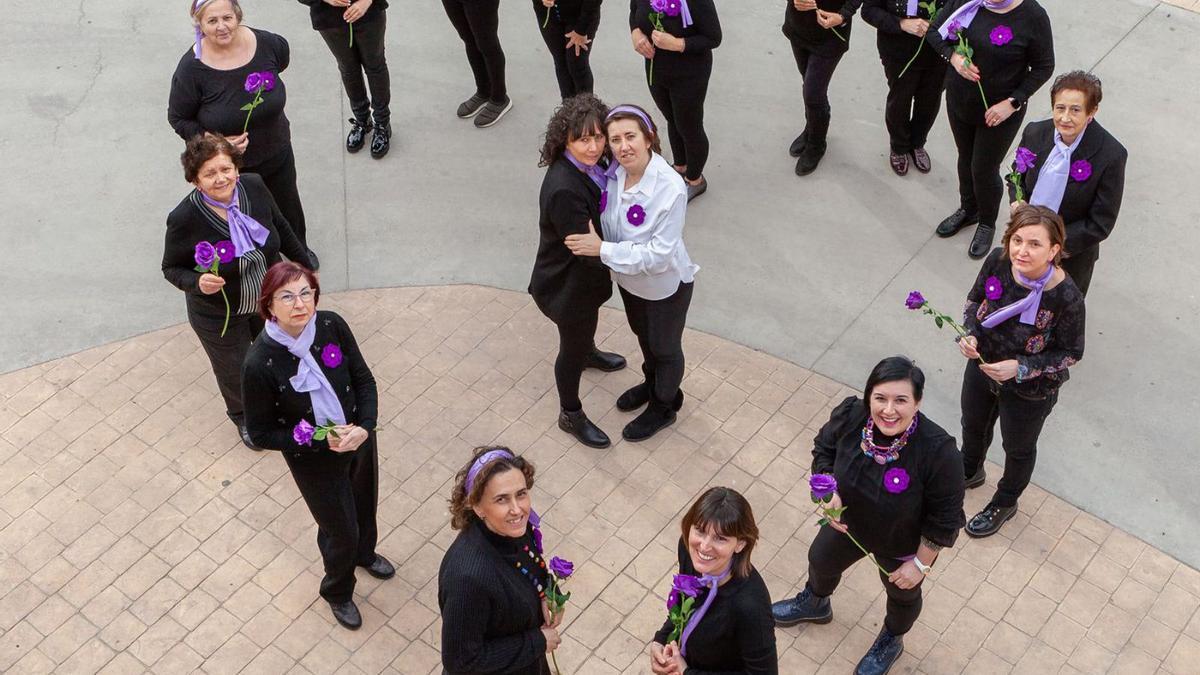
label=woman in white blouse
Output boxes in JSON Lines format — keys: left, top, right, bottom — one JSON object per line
{"left": 565, "top": 104, "right": 698, "bottom": 442}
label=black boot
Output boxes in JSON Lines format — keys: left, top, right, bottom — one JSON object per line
{"left": 370, "top": 123, "right": 391, "bottom": 159}
{"left": 329, "top": 600, "right": 362, "bottom": 630}
{"left": 616, "top": 381, "right": 651, "bottom": 412}
{"left": 855, "top": 626, "right": 904, "bottom": 675}
{"left": 788, "top": 129, "right": 808, "bottom": 158}
{"left": 771, "top": 587, "right": 832, "bottom": 627}
{"left": 559, "top": 408, "right": 611, "bottom": 449}
{"left": 965, "top": 502, "right": 1018, "bottom": 538}
{"left": 968, "top": 223, "right": 996, "bottom": 259}
{"left": 346, "top": 118, "right": 371, "bottom": 153}
{"left": 795, "top": 106, "right": 830, "bottom": 176}
{"left": 965, "top": 466, "right": 986, "bottom": 489}
{"left": 622, "top": 399, "right": 676, "bottom": 442}
{"left": 585, "top": 346, "right": 626, "bottom": 372}
{"left": 935, "top": 208, "right": 979, "bottom": 237}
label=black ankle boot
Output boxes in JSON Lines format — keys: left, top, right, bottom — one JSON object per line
{"left": 616, "top": 382, "right": 651, "bottom": 412}
{"left": 965, "top": 466, "right": 986, "bottom": 489}
{"left": 622, "top": 400, "right": 676, "bottom": 442}
{"left": 346, "top": 118, "right": 371, "bottom": 153}
{"left": 558, "top": 408, "right": 611, "bottom": 449}
{"left": 370, "top": 123, "right": 391, "bottom": 159}
{"left": 585, "top": 346, "right": 626, "bottom": 372}
{"left": 795, "top": 107, "right": 830, "bottom": 176}
{"left": 788, "top": 129, "right": 809, "bottom": 158}
{"left": 771, "top": 587, "right": 832, "bottom": 627}
{"left": 855, "top": 626, "right": 904, "bottom": 675}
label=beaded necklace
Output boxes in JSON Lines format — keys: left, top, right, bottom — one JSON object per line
{"left": 860, "top": 415, "right": 919, "bottom": 465}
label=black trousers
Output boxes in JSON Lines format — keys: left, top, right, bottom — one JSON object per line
{"left": 946, "top": 102, "right": 1025, "bottom": 228}
{"left": 959, "top": 360, "right": 1058, "bottom": 508}
{"left": 648, "top": 75, "right": 711, "bottom": 181}
{"left": 881, "top": 56, "right": 946, "bottom": 154}
{"left": 619, "top": 282, "right": 693, "bottom": 405}
{"left": 189, "top": 308, "right": 263, "bottom": 424}
{"left": 442, "top": 0, "right": 508, "bottom": 103}
{"left": 286, "top": 436, "right": 380, "bottom": 604}
{"left": 319, "top": 15, "right": 391, "bottom": 127}
{"left": 1061, "top": 253, "right": 1097, "bottom": 297}
{"left": 806, "top": 526, "right": 923, "bottom": 635}
{"left": 535, "top": 4, "right": 594, "bottom": 99}
{"left": 243, "top": 145, "right": 310, "bottom": 251}
{"left": 789, "top": 40, "right": 844, "bottom": 117}
{"left": 554, "top": 308, "right": 600, "bottom": 412}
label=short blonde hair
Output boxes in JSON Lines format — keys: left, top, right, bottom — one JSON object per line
{"left": 191, "top": 0, "right": 244, "bottom": 25}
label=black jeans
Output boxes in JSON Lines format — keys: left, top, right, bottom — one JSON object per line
{"left": 319, "top": 15, "right": 391, "bottom": 127}
{"left": 619, "top": 282, "right": 693, "bottom": 405}
{"left": 554, "top": 309, "right": 600, "bottom": 411}
{"left": 806, "top": 526, "right": 923, "bottom": 636}
{"left": 286, "top": 437, "right": 380, "bottom": 604}
{"left": 442, "top": 0, "right": 507, "bottom": 103}
{"left": 189, "top": 309, "right": 263, "bottom": 424}
{"left": 947, "top": 102, "right": 1025, "bottom": 228}
{"left": 648, "top": 76, "right": 711, "bottom": 181}
{"left": 535, "top": 3, "right": 593, "bottom": 98}
{"left": 959, "top": 360, "right": 1058, "bottom": 508}
{"left": 243, "top": 145, "right": 310, "bottom": 251}
{"left": 881, "top": 57, "right": 946, "bottom": 154}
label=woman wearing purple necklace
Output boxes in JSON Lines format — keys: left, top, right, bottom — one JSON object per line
{"left": 771, "top": 357, "right": 965, "bottom": 675}
{"left": 956, "top": 206, "right": 1085, "bottom": 537}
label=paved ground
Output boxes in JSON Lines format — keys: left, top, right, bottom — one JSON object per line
{"left": 1, "top": 286, "right": 1199, "bottom": 674}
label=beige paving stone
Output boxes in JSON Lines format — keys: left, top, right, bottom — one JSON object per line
{"left": 98, "top": 611, "right": 147, "bottom": 653}
{"left": 39, "top": 613, "right": 99, "bottom": 664}
{"left": 58, "top": 637, "right": 117, "bottom": 674}
{"left": 1038, "top": 611, "right": 1088, "bottom": 654}
{"left": 1162, "top": 633, "right": 1200, "bottom": 674}
{"left": 1058, "top": 579, "right": 1111, "bottom": 627}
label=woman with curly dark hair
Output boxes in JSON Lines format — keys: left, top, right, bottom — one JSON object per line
{"left": 438, "top": 446, "right": 561, "bottom": 674}
{"left": 528, "top": 94, "right": 626, "bottom": 449}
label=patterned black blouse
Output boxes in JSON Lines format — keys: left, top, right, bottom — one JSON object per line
{"left": 963, "top": 248, "right": 1085, "bottom": 398}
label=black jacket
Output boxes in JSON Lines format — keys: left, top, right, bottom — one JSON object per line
{"left": 1007, "top": 119, "right": 1127, "bottom": 263}
{"left": 297, "top": 0, "right": 388, "bottom": 31}
{"left": 783, "top": 0, "right": 864, "bottom": 54}
{"left": 630, "top": 0, "right": 722, "bottom": 81}
{"left": 528, "top": 157, "right": 613, "bottom": 324}
{"left": 535, "top": 0, "right": 602, "bottom": 36}
{"left": 861, "top": 0, "right": 947, "bottom": 65}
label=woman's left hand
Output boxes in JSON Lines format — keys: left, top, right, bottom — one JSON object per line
{"left": 888, "top": 560, "right": 926, "bottom": 590}
{"left": 985, "top": 99, "right": 1017, "bottom": 127}
{"left": 565, "top": 31, "right": 591, "bottom": 57}
{"left": 979, "top": 359, "right": 1019, "bottom": 382}
{"left": 541, "top": 600, "right": 564, "bottom": 628}
{"left": 329, "top": 424, "right": 369, "bottom": 452}
{"left": 564, "top": 220, "right": 602, "bottom": 257}
{"left": 650, "top": 30, "right": 685, "bottom": 52}
{"left": 345, "top": 0, "right": 372, "bottom": 23}
{"left": 662, "top": 642, "right": 688, "bottom": 675}
{"left": 816, "top": 9, "right": 845, "bottom": 29}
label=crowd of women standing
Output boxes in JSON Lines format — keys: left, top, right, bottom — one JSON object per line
{"left": 158, "top": 0, "right": 1128, "bottom": 672}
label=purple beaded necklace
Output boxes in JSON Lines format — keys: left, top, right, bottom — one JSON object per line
{"left": 860, "top": 415, "right": 919, "bottom": 465}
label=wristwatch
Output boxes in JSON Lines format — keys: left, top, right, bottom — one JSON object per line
{"left": 912, "top": 557, "right": 932, "bottom": 575}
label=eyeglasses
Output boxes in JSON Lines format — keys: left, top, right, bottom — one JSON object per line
{"left": 275, "top": 289, "right": 314, "bottom": 306}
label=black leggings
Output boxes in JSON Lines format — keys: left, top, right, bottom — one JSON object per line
{"left": 648, "top": 76, "right": 710, "bottom": 181}
{"left": 947, "top": 101, "right": 1025, "bottom": 227}
{"left": 243, "top": 145, "right": 310, "bottom": 252}
{"left": 553, "top": 309, "right": 600, "bottom": 411}
{"left": 319, "top": 14, "right": 391, "bottom": 127}
{"left": 789, "top": 40, "right": 844, "bottom": 115}
{"left": 535, "top": 2, "right": 593, "bottom": 99}
{"left": 881, "top": 56, "right": 946, "bottom": 154}
{"left": 619, "top": 282, "right": 693, "bottom": 405}
{"left": 189, "top": 309, "right": 263, "bottom": 424}
{"left": 806, "top": 526, "right": 923, "bottom": 636}
{"left": 442, "top": 0, "right": 507, "bottom": 103}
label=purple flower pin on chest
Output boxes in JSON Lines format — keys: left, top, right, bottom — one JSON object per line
{"left": 1070, "top": 160, "right": 1092, "bottom": 182}
{"left": 990, "top": 25, "right": 1013, "bottom": 47}
{"left": 883, "top": 467, "right": 910, "bottom": 494}
{"left": 321, "top": 343, "right": 343, "bottom": 369}
{"left": 984, "top": 275, "right": 1003, "bottom": 300}
{"left": 626, "top": 204, "right": 647, "bottom": 226}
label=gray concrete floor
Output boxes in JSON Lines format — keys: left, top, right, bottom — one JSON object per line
{"left": 2, "top": 1, "right": 1198, "bottom": 565}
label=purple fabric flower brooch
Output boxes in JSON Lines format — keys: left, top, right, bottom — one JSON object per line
{"left": 883, "top": 467, "right": 910, "bottom": 494}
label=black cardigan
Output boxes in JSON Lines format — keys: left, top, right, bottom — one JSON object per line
{"left": 536, "top": 0, "right": 602, "bottom": 36}
{"left": 241, "top": 310, "right": 379, "bottom": 455}
{"left": 168, "top": 28, "right": 292, "bottom": 169}
{"left": 861, "top": 0, "right": 948, "bottom": 66}
{"left": 1007, "top": 119, "right": 1127, "bottom": 264}
{"left": 528, "top": 157, "right": 613, "bottom": 324}
{"left": 653, "top": 539, "right": 778, "bottom": 675}
{"left": 439, "top": 520, "right": 551, "bottom": 675}
{"left": 783, "top": 0, "right": 864, "bottom": 55}
{"left": 297, "top": 0, "right": 388, "bottom": 31}
{"left": 629, "top": 0, "right": 722, "bottom": 81}
{"left": 162, "top": 173, "right": 311, "bottom": 322}
{"left": 812, "top": 398, "right": 965, "bottom": 558}
{"left": 926, "top": 0, "right": 1053, "bottom": 114}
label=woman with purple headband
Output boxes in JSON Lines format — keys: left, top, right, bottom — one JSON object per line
{"left": 438, "top": 447, "right": 561, "bottom": 674}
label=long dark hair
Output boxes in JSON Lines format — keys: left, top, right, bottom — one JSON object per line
{"left": 680, "top": 487, "right": 759, "bottom": 579}
{"left": 538, "top": 94, "right": 609, "bottom": 167}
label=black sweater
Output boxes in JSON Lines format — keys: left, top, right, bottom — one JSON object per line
{"left": 528, "top": 157, "right": 613, "bottom": 324}
{"left": 861, "top": 0, "right": 948, "bottom": 66}
{"left": 162, "top": 174, "right": 311, "bottom": 322}
{"left": 812, "top": 397, "right": 965, "bottom": 558}
{"left": 439, "top": 520, "right": 551, "bottom": 675}
{"left": 535, "top": 0, "right": 602, "bottom": 36}
{"left": 297, "top": 0, "right": 388, "bottom": 31}
{"left": 653, "top": 539, "right": 777, "bottom": 675}
{"left": 926, "top": 0, "right": 1053, "bottom": 114}
{"left": 629, "top": 0, "right": 722, "bottom": 81}
{"left": 241, "top": 310, "right": 379, "bottom": 455}
{"left": 783, "top": 0, "right": 864, "bottom": 54}
{"left": 168, "top": 28, "right": 292, "bottom": 169}
{"left": 1007, "top": 119, "right": 1127, "bottom": 263}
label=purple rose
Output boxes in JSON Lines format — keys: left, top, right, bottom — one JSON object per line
{"left": 883, "top": 467, "right": 910, "bottom": 494}
{"left": 945, "top": 20, "right": 962, "bottom": 37}
{"left": 549, "top": 556, "right": 574, "bottom": 579}
{"left": 599, "top": 190, "right": 608, "bottom": 212}
{"left": 626, "top": 204, "right": 646, "bottom": 226}
{"left": 989, "top": 25, "right": 1013, "bottom": 47}
{"left": 215, "top": 240, "right": 235, "bottom": 264}
{"left": 532, "top": 526, "right": 543, "bottom": 554}
{"left": 1070, "top": 160, "right": 1092, "bottom": 182}
{"left": 984, "top": 276, "right": 1003, "bottom": 301}
{"left": 293, "top": 419, "right": 315, "bottom": 446}
{"left": 260, "top": 72, "right": 276, "bottom": 92}
{"left": 650, "top": 0, "right": 668, "bottom": 12}
{"left": 809, "top": 473, "right": 838, "bottom": 501}
{"left": 671, "top": 574, "right": 703, "bottom": 598}
{"left": 667, "top": 588, "right": 680, "bottom": 610}
{"left": 664, "top": 0, "right": 682, "bottom": 16}
{"left": 1014, "top": 147, "right": 1037, "bottom": 173}
{"left": 904, "top": 291, "right": 926, "bottom": 311}
{"left": 244, "top": 72, "right": 262, "bottom": 93}
{"left": 194, "top": 241, "right": 216, "bottom": 269}
{"left": 321, "top": 343, "right": 343, "bottom": 369}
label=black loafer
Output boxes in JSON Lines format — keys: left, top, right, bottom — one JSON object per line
{"left": 968, "top": 224, "right": 996, "bottom": 260}
{"left": 622, "top": 402, "right": 676, "bottom": 442}
{"left": 558, "top": 408, "right": 611, "bottom": 449}
{"left": 889, "top": 152, "right": 909, "bottom": 176}
{"left": 855, "top": 626, "right": 904, "bottom": 675}
{"left": 935, "top": 208, "right": 979, "bottom": 238}
{"left": 329, "top": 600, "right": 362, "bottom": 630}
{"left": 911, "top": 147, "right": 932, "bottom": 173}
{"left": 965, "top": 503, "right": 1018, "bottom": 538}
{"left": 788, "top": 131, "right": 808, "bottom": 158}
{"left": 359, "top": 554, "right": 395, "bottom": 580}
{"left": 585, "top": 347, "right": 626, "bottom": 372}
{"left": 346, "top": 118, "right": 371, "bottom": 153}
{"left": 239, "top": 425, "right": 262, "bottom": 451}
{"left": 965, "top": 467, "right": 986, "bottom": 489}
{"left": 771, "top": 588, "right": 832, "bottom": 627}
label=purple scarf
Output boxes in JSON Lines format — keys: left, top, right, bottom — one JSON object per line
{"left": 907, "top": 0, "right": 919, "bottom": 15}
{"left": 199, "top": 181, "right": 270, "bottom": 257}
{"left": 1029, "top": 127, "right": 1086, "bottom": 213}
{"left": 981, "top": 264, "right": 1055, "bottom": 328}
{"left": 679, "top": 565, "right": 732, "bottom": 657}
{"left": 937, "top": 0, "right": 1017, "bottom": 39}
{"left": 192, "top": 0, "right": 205, "bottom": 58}
{"left": 265, "top": 316, "right": 347, "bottom": 426}
{"left": 565, "top": 152, "right": 607, "bottom": 191}
{"left": 466, "top": 449, "right": 541, "bottom": 528}
{"left": 678, "top": 0, "right": 694, "bottom": 28}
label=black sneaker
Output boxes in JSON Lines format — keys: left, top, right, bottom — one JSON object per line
{"left": 474, "top": 98, "right": 513, "bottom": 128}
{"left": 686, "top": 176, "right": 707, "bottom": 202}
{"left": 935, "top": 208, "right": 979, "bottom": 237}
{"left": 968, "top": 224, "right": 996, "bottom": 259}
{"left": 456, "top": 94, "right": 488, "bottom": 119}
{"left": 771, "top": 587, "right": 832, "bottom": 627}
{"left": 346, "top": 118, "right": 371, "bottom": 153}
{"left": 370, "top": 123, "right": 391, "bottom": 159}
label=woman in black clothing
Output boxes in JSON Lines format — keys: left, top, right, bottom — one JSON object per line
{"left": 241, "top": 261, "right": 393, "bottom": 630}
{"left": 530, "top": 95, "right": 627, "bottom": 449}
{"left": 536, "top": 0, "right": 602, "bottom": 99}
{"left": 439, "top": 447, "right": 561, "bottom": 675}
{"left": 169, "top": 0, "right": 316, "bottom": 260}
{"left": 1007, "top": 71, "right": 1126, "bottom": 296}
{"left": 443, "top": 0, "right": 513, "bottom": 128}
{"left": 649, "top": 487, "right": 777, "bottom": 675}
{"left": 771, "top": 357, "right": 965, "bottom": 675}
{"left": 927, "top": 0, "right": 1054, "bottom": 259}
{"left": 162, "top": 135, "right": 314, "bottom": 450}
{"left": 861, "top": 0, "right": 949, "bottom": 176}
{"left": 629, "top": 0, "right": 722, "bottom": 201}
{"left": 783, "top": 0, "right": 864, "bottom": 176}
{"left": 957, "top": 206, "right": 1084, "bottom": 537}
{"left": 297, "top": 0, "right": 393, "bottom": 158}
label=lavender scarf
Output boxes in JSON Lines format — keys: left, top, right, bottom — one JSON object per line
{"left": 265, "top": 316, "right": 347, "bottom": 426}
{"left": 1029, "top": 128, "right": 1086, "bottom": 213}
{"left": 199, "top": 181, "right": 270, "bottom": 257}
{"left": 981, "top": 264, "right": 1055, "bottom": 328}
{"left": 565, "top": 152, "right": 608, "bottom": 191}
{"left": 937, "top": 0, "right": 1016, "bottom": 39}
{"left": 679, "top": 565, "right": 732, "bottom": 657}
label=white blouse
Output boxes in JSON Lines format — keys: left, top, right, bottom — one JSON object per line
{"left": 599, "top": 153, "right": 699, "bottom": 301}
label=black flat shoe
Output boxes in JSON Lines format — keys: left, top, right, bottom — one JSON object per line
{"left": 788, "top": 131, "right": 808, "bottom": 158}
{"left": 965, "top": 503, "right": 1018, "bottom": 538}
{"left": 329, "top": 600, "right": 362, "bottom": 630}
{"left": 359, "top": 554, "right": 395, "bottom": 580}
{"left": 968, "top": 224, "right": 996, "bottom": 259}
{"left": 346, "top": 118, "right": 371, "bottom": 153}
{"left": 855, "top": 626, "right": 904, "bottom": 675}
{"left": 622, "top": 401, "right": 676, "bottom": 442}
{"left": 370, "top": 123, "right": 391, "bottom": 159}
{"left": 771, "top": 588, "right": 832, "bottom": 627}
{"left": 585, "top": 347, "right": 626, "bottom": 372}
{"left": 239, "top": 425, "right": 262, "bottom": 451}
{"left": 965, "top": 467, "right": 986, "bottom": 489}
{"left": 935, "top": 208, "right": 979, "bottom": 238}
{"left": 558, "top": 408, "right": 611, "bottom": 449}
